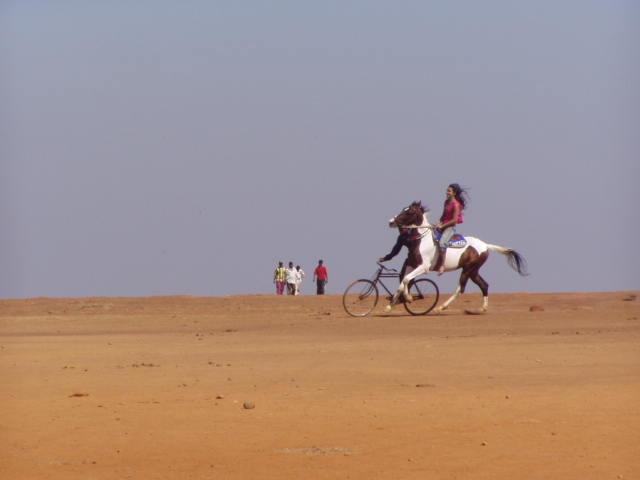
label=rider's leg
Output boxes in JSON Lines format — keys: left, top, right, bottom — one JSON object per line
{"left": 399, "top": 260, "right": 408, "bottom": 281}
{"left": 437, "top": 227, "right": 455, "bottom": 275}
{"left": 438, "top": 248, "right": 447, "bottom": 275}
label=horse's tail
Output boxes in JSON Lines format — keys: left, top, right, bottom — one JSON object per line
{"left": 486, "top": 244, "right": 529, "bottom": 277}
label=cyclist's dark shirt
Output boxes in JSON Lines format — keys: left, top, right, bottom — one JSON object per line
{"left": 382, "top": 234, "right": 411, "bottom": 261}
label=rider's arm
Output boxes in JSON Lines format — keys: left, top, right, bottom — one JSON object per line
{"left": 380, "top": 236, "right": 404, "bottom": 261}
{"left": 437, "top": 201, "right": 448, "bottom": 228}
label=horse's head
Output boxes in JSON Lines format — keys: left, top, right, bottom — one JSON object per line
{"left": 389, "top": 201, "right": 428, "bottom": 231}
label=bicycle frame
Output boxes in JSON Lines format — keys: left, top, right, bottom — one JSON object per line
{"left": 343, "top": 263, "right": 440, "bottom": 316}
{"left": 370, "top": 263, "right": 401, "bottom": 296}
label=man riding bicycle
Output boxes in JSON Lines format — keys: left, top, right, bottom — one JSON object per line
{"left": 378, "top": 228, "right": 411, "bottom": 280}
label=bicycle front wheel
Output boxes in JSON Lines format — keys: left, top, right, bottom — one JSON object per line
{"left": 404, "top": 278, "right": 440, "bottom": 315}
{"left": 343, "top": 280, "right": 379, "bottom": 317}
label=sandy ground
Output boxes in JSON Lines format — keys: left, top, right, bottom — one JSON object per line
{"left": 1, "top": 291, "right": 639, "bottom": 480}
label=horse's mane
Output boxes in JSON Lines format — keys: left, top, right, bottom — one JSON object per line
{"left": 411, "top": 201, "right": 429, "bottom": 213}
{"left": 410, "top": 201, "right": 430, "bottom": 223}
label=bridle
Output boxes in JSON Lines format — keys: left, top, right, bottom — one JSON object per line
{"left": 391, "top": 208, "right": 434, "bottom": 241}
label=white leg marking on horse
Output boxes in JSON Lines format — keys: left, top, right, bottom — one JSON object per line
{"left": 442, "top": 286, "right": 462, "bottom": 310}
{"left": 482, "top": 296, "right": 489, "bottom": 311}
{"left": 403, "top": 286, "right": 412, "bottom": 303}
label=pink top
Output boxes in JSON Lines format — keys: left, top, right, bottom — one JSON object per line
{"left": 442, "top": 200, "right": 464, "bottom": 225}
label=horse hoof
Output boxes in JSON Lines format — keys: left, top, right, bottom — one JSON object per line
{"left": 384, "top": 305, "right": 392, "bottom": 313}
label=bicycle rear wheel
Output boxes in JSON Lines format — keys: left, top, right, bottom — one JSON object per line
{"left": 343, "top": 280, "right": 379, "bottom": 317}
{"left": 404, "top": 278, "right": 439, "bottom": 315}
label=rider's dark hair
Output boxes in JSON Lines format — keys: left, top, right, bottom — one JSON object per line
{"left": 449, "top": 184, "right": 469, "bottom": 210}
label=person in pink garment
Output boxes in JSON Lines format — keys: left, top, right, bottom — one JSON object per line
{"left": 434, "top": 183, "right": 469, "bottom": 275}
{"left": 273, "top": 261, "right": 286, "bottom": 295}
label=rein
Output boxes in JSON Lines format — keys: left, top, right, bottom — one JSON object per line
{"left": 410, "top": 230, "right": 429, "bottom": 241}
{"left": 402, "top": 224, "right": 433, "bottom": 230}
{"left": 396, "top": 224, "right": 434, "bottom": 242}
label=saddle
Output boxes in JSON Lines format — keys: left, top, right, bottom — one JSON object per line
{"left": 434, "top": 230, "right": 467, "bottom": 248}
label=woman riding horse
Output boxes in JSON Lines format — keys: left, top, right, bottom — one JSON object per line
{"left": 386, "top": 201, "right": 528, "bottom": 314}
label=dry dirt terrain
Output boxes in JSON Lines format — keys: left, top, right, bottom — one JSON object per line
{"left": 1, "top": 291, "right": 639, "bottom": 480}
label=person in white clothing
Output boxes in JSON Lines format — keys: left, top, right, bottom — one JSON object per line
{"left": 285, "top": 262, "right": 298, "bottom": 295}
{"left": 295, "top": 265, "right": 305, "bottom": 295}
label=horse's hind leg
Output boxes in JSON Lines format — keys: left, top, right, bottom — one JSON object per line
{"left": 470, "top": 272, "right": 489, "bottom": 311}
{"left": 434, "top": 270, "right": 470, "bottom": 313}
{"left": 433, "top": 247, "right": 490, "bottom": 314}
{"left": 469, "top": 251, "right": 490, "bottom": 311}
{"left": 435, "top": 285, "right": 462, "bottom": 313}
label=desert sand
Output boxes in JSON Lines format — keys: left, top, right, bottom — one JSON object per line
{"left": 1, "top": 291, "right": 639, "bottom": 480}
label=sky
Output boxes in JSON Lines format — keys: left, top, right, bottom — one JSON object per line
{"left": 1, "top": 1, "right": 639, "bottom": 299}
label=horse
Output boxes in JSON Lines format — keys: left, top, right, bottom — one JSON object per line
{"left": 384, "top": 201, "right": 528, "bottom": 314}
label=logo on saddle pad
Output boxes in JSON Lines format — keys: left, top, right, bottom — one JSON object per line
{"left": 435, "top": 231, "right": 467, "bottom": 248}
{"left": 448, "top": 234, "right": 467, "bottom": 248}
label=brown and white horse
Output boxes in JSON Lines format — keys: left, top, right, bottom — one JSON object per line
{"left": 385, "top": 201, "right": 528, "bottom": 314}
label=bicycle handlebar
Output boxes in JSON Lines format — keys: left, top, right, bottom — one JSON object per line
{"left": 376, "top": 262, "right": 397, "bottom": 273}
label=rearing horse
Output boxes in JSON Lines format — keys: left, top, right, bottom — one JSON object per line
{"left": 385, "top": 201, "right": 528, "bottom": 313}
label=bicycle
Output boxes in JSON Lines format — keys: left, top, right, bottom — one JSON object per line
{"left": 343, "top": 263, "right": 439, "bottom": 317}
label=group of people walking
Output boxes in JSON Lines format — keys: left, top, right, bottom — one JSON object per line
{"left": 273, "top": 262, "right": 304, "bottom": 295}
{"left": 273, "top": 260, "right": 329, "bottom": 295}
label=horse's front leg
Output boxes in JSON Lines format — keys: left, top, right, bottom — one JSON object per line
{"left": 401, "top": 274, "right": 414, "bottom": 303}
{"left": 384, "top": 280, "right": 409, "bottom": 312}
{"left": 384, "top": 267, "right": 425, "bottom": 312}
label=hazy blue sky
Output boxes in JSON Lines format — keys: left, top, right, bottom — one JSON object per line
{"left": 2, "top": 1, "right": 638, "bottom": 299}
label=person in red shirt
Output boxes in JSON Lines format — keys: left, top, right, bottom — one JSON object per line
{"left": 435, "top": 183, "right": 468, "bottom": 275}
{"left": 313, "top": 260, "right": 329, "bottom": 295}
